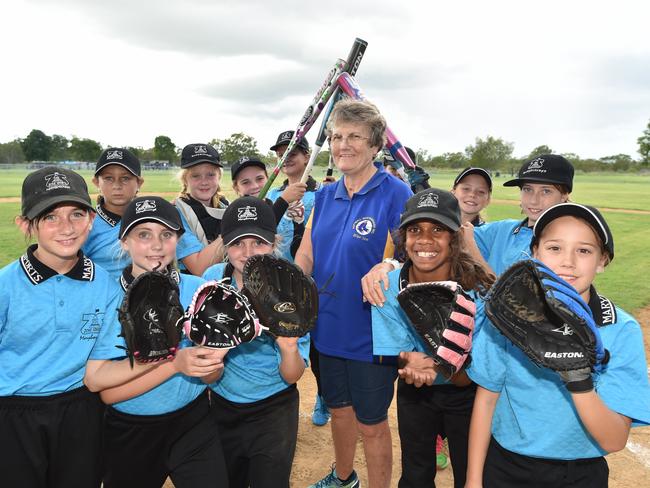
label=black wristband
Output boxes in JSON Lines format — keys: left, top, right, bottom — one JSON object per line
{"left": 566, "top": 376, "right": 594, "bottom": 393}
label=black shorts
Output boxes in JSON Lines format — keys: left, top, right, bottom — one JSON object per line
{"left": 0, "top": 386, "right": 104, "bottom": 488}
{"left": 483, "top": 436, "right": 609, "bottom": 488}
{"left": 211, "top": 385, "right": 299, "bottom": 488}
{"left": 103, "top": 389, "right": 227, "bottom": 488}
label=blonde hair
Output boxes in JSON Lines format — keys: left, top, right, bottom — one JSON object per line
{"left": 176, "top": 167, "right": 226, "bottom": 207}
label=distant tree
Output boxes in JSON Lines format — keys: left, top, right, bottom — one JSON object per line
{"left": 50, "top": 134, "right": 70, "bottom": 161}
{"left": 0, "top": 140, "right": 25, "bottom": 164}
{"left": 638, "top": 119, "right": 650, "bottom": 166}
{"left": 601, "top": 154, "right": 633, "bottom": 171}
{"left": 69, "top": 137, "right": 102, "bottom": 162}
{"left": 153, "top": 135, "right": 177, "bottom": 163}
{"left": 21, "top": 129, "right": 52, "bottom": 161}
{"left": 527, "top": 145, "right": 553, "bottom": 159}
{"left": 465, "top": 136, "right": 513, "bottom": 169}
{"left": 211, "top": 133, "right": 261, "bottom": 164}
{"left": 126, "top": 146, "right": 144, "bottom": 160}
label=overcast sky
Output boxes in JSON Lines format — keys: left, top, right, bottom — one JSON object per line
{"left": 2, "top": 0, "right": 650, "bottom": 159}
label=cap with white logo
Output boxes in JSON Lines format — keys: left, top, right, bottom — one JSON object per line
{"left": 269, "top": 130, "right": 310, "bottom": 152}
{"left": 399, "top": 188, "right": 461, "bottom": 231}
{"left": 221, "top": 196, "right": 277, "bottom": 246}
{"left": 180, "top": 143, "right": 222, "bottom": 169}
{"left": 21, "top": 166, "right": 93, "bottom": 220}
{"left": 504, "top": 154, "right": 574, "bottom": 192}
{"left": 95, "top": 147, "right": 141, "bottom": 177}
{"left": 119, "top": 196, "right": 184, "bottom": 239}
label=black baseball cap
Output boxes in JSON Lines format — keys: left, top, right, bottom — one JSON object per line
{"left": 532, "top": 203, "right": 614, "bottom": 260}
{"left": 95, "top": 147, "right": 141, "bottom": 177}
{"left": 399, "top": 188, "right": 462, "bottom": 232}
{"left": 119, "top": 196, "right": 185, "bottom": 239}
{"left": 180, "top": 143, "right": 222, "bottom": 169}
{"left": 504, "top": 154, "right": 574, "bottom": 192}
{"left": 454, "top": 167, "right": 493, "bottom": 191}
{"left": 221, "top": 196, "right": 277, "bottom": 246}
{"left": 269, "top": 130, "right": 310, "bottom": 152}
{"left": 22, "top": 166, "right": 93, "bottom": 220}
{"left": 230, "top": 156, "right": 267, "bottom": 181}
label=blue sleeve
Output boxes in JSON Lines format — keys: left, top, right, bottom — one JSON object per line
{"left": 473, "top": 221, "right": 494, "bottom": 261}
{"left": 466, "top": 312, "right": 507, "bottom": 392}
{"left": 596, "top": 310, "right": 650, "bottom": 426}
{"left": 371, "top": 302, "right": 421, "bottom": 356}
{"left": 202, "top": 263, "right": 227, "bottom": 281}
{"left": 176, "top": 212, "right": 204, "bottom": 260}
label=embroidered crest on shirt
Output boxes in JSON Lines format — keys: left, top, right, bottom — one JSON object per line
{"left": 80, "top": 309, "right": 104, "bottom": 340}
{"left": 353, "top": 217, "right": 376, "bottom": 240}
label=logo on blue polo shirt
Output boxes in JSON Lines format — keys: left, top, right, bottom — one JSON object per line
{"left": 81, "top": 309, "right": 104, "bottom": 340}
{"left": 352, "top": 217, "right": 376, "bottom": 240}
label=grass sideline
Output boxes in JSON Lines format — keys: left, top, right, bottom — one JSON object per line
{"left": 0, "top": 167, "right": 648, "bottom": 312}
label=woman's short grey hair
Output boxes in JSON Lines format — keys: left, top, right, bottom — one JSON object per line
{"left": 326, "top": 99, "right": 387, "bottom": 149}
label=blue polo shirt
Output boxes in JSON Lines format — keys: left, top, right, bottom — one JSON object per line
{"left": 267, "top": 177, "right": 319, "bottom": 262}
{"left": 83, "top": 202, "right": 205, "bottom": 280}
{"left": 372, "top": 262, "right": 483, "bottom": 385}
{"left": 110, "top": 270, "right": 207, "bottom": 415}
{"left": 473, "top": 218, "right": 533, "bottom": 276}
{"left": 202, "top": 263, "right": 311, "bottom": 403}
{"left": 0, "top": 246, "right": 123, "bottom": 396}
{"left": 309, "top": 163, "right": 412, "bottom": 362}
{"left": 467, "top": 287, "right": 650, "bottom": 459}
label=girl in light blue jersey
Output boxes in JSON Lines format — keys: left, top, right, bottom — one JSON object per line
{"left": 89, "top": 195, "right": 227, "bottom": 487}
{"left": 202, "top": 196, "right": 309, "bottom": 488}
{"left": 466, "top": 203, "right": 650, "bottom": 488}
{"left": 0, "top": 167, "right": 124, "bottom": 488}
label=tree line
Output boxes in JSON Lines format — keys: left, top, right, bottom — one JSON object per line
{"left": 2, "top": 121, "right": 650, "bottom": 172}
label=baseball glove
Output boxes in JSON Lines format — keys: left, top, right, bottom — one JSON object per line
{"left": 397, "top": 281, "right": 476, "bottom": 376}
{"left": 485, "top": 259, "right": 609, "bottom": 392}
{"left": 118, "top": 271, "right": 184, "bottom": 367}
{"left": 183, "top": 280, "right": 266, "bottom": 349}
{"left": 243, "top": 254, "right": 318, "bottom": 337}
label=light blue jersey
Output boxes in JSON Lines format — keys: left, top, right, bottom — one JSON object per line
{"left": 0, "top": 246, "right": 123, "bottom": 396}
{"left": 109, "top": 271, "right": 207, "bottom": 415}
{"left": 467, "top": 287, "right": 650, "bottom": 460}
{"left": 83, "top": 202, "right": 205, "bottom": 280}
{"left": 371, "top": 263, "right": 484, "bottom": 386}
{"left": 473, "top": 219, "right": 533, "bottom": 276}
{"left": 267, "top": 177, "right": 319, "bottom": 262}
{"left": 202, "top": 263, "right": 310, "bottom": 403}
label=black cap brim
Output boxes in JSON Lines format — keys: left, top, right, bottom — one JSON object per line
{"left": 399, "top": 212, "right": 460, "bottom": 232}
{"left": 26, "top": 196, "right": 94, "bottom": 220}
{"left": 232, "top": 160, "right": 267, "bottom": 179}
{"left": 181, "top": 158, "right": 223, "bottom": 169}
{"left": 533, "top": 203, "right": 613, "bottom": 260}
{"left": 119, "top": 216, "right": 184, "bottom": 240}
{"left": 503, "top": 176, "right": 568, "bottom": 189}
{"left": 94, "top": 162, "right": 140, "bottom": 177}
{"left": 455, "top": 168, "right": 492, "bottom": 191}
{"left": 222, "top": 228, "right": 275, "bottom": 247}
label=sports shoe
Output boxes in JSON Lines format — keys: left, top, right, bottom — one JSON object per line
{"left": 436, "top": 435, "right": 449, "bottom": 471}
{"left": 311, "top": 395, "right": 331, "bottom": 426}
{"left": 307, "top": 465, "right": 360, "bottom": 488}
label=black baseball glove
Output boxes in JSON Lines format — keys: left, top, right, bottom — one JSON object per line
{"left": 243, "top": 254, "right": 318, "bottom": 337}
{"left": 485, "top": 259, "right": 609, "bottom": 392}
{"left": 183, "top": 280, "right": 265, "bottom": 349}
{"left": 118, "top": 271, "right": 184, "bottom": 367}
{"left": 397, "top": 281, "right": 476, "bottom": 376}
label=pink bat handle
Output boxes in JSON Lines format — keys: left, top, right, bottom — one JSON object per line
{"left": 336, "top": 72, "right": 416, "bottom": 169}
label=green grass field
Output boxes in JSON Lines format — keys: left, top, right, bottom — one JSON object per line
{"left": 1, "top": 167, "right": 648, "bottom": 312}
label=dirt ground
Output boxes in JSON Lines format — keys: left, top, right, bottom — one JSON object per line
{"left": 166, "top": 308, "right": 650, "bottom": 487}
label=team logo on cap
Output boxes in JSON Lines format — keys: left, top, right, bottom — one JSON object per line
{"left": 238, "top": 205, "right": 258, "bottom": 221}
{"left": 44, "top": 172, "right": 71, "bottom": 191}
{"left": 353, "top": 217, "right": 376, "bottom": 239}
{"left": 239, "top": 156, "right": 251, "bottom": 163}
{"left": 107, "top": 150, "right": 123, "bottom": 160}
{"left": 280, "top": 131, "right": 292, "bottom": 141}
{"left": 135, "top": 199, "right": 157, "bottom": 214}
{"left": 417, "top": 193, "right": 439, "bottom": 208}
{"left": 528, "top": 158, "right": 544, "bottom": 169}
{"left": 194, "top": 145, "right": 208, "bottom": 155}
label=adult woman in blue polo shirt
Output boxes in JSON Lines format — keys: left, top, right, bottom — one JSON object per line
{"left": 295, "top": 99, "right": 412, "bottom": 488}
